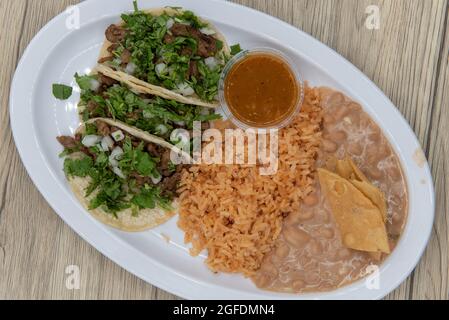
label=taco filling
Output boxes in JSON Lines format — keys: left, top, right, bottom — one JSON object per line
{"left": 57, "top": 120, "right": 187, "bottom": 216}
{"left": 75, "top": 73, "right": 220, "bottom": 142}
{"left": 99, "top": 5, "right": 231, "bottom": 103}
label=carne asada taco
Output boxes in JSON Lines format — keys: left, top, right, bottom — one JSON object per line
{"left": 97, "top": 5, "right": 231, "bottom": 108}
{"left": 74, "top": 71, "right": 220, "bottom": 143}
{"left": 57, "top": 118, "right": 190, "bottom": 231}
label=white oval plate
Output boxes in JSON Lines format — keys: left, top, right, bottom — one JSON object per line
{"left": 10, "top": 0, "right": 434, "bottom": 299}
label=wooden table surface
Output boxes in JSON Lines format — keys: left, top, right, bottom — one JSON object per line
{"left": 0, "top": 0, "right": 447, "bottom": 300}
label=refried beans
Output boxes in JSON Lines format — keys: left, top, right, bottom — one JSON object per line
{"left": 252, "top": 87, "right": 408, "bottom": 293}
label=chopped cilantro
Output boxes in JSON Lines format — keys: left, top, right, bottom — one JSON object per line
{"left": 88, "top": 179, "right": 130, "bottom": 215}
{"left": 52, "top": 84, "right": 73, "bottom": 100}
{"left": 135, "top": 152, "right": 156, "bottom": 176}
{"left": 216, "top": 39, "right": 223, "bottom": 51}
{"left": 117, "top": 138, "right": 159, "bottom": 178}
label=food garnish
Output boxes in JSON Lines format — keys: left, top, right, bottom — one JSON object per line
{"left": 49, "top": 1, "right": 410, "bottom": 294}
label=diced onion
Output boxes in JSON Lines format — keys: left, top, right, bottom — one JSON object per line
{"left": 155, "top": 63, "right": 167, "bottom": 76}
{"left": 100, "top": 135, "right": 114, "bottom": 151}
{"left": 112, "top": 166, "right": 126, "bottom": 179}
{"left": 175, "top": 82, "right": 195, "bottom": 96}
{"left": 81, "top": 135, "right": 101, "bottom": 147}
{"left": 166, "top": 18, "right": 174, "bottom": 30}
{"left": 89, "top": 79, "right": 101, "bottom": 92}
{"left": 151, "top": 173, "right": 162, "bottom": 185}
{"left": 125, "top": 62, "right": 136, "bottom": 75}
{"left": 200, "top": 27, "right": 216, "bottom": 35}
{"left": 111, "top": 130, "right": 125, "bottom": 142}
{"left": 204, "top": 57, "right": 218, "bottom": 70}
{"left": 155, "top": 124, "right": 168, "bottom": 135}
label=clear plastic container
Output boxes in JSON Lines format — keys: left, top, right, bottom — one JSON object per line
{"left": 218, "top": 47, "right": 304, "bottom": 130}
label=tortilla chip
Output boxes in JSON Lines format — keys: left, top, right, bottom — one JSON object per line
{"left": 69, "top": 175, "right": 177, "bottom": 232}
{"left": 351, "top": 179, "right": 387, "bottom": 222}
{"left": 97, "top": 7, "right": 230, "bottom": 108}
{"left": 318, "top": 169, "right": 390, "bottom": 254}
